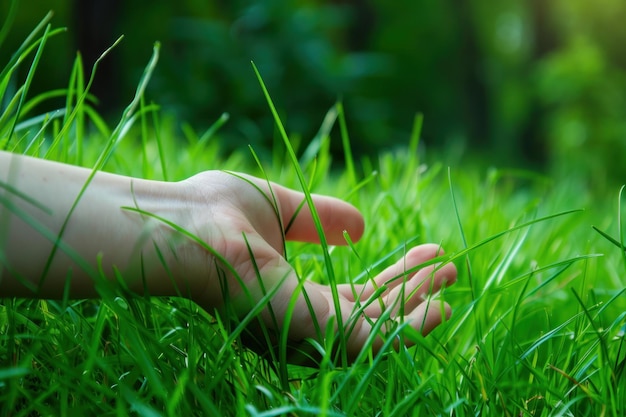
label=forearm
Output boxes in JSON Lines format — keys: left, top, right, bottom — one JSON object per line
{"left": 0, "top": 151, "right": 190, "bottom": 298}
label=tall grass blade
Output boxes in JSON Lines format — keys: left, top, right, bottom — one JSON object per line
{"left": 0, "top": 11, "right": 56, "bottom": 87}
{"left": 252, "top": 61, "right": 349, "bottom": 366}
{"left": 0, "top": 0, "right": 18, "bottom": 50}
{"left": 64, "top": 52, "right": 86, "bottom": 164}
{"left": 337, "top": 101, "right": 356, "bottom": 187}
{"left": 409, "top": 113, "right": 423, "bottom": 156}
{"left": 44, "top": 35, "right": 124, "bottom": 158}
{"left": 150, "top": 103, "right": 169, "bottom": 181}
{"left": 5, "top": 24, "right": 51, "bottom": 149}
{"left": 38, "top": 39, "right": 157, "bottom": 290}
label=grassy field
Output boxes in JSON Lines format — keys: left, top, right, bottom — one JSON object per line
{"left": 1, "top": 15, "right": 625, "bottom": 417}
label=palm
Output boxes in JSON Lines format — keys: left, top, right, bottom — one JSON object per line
{"left": 182, "top": 171, "right": 457, "bottom": 360}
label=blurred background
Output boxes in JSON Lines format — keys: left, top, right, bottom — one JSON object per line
{"left": 2, "top": 0, "right": 626, "bottom": 185}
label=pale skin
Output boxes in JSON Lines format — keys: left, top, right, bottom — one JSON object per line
{"left": 0, "top": 150, "right": 457, "bottom": 360}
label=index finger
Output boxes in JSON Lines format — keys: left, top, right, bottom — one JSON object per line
{"left": 250, "top": 176, "right": 365, "bottom": 245}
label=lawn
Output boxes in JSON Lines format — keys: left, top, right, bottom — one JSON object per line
{"left": 1, "top": 14, "right": 625, "bottom": 417}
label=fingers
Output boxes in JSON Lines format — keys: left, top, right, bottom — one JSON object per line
{"left": 215, "top": 234, "right": 328, "bottom": 341}
{"left": 341, "top": 244, "right": 451, "bottom": 300}
{"left": 218, "top": 236, "right": 456, "bottom": 362}
{"left": 248, "top": 176, "right": 365, "bottom": 245}
{"left": 346, "top": 300, "right": 452, "bottom": 357}
{"left": 338, "top": 243, "right": 456, "bottom": 319}
{"left": 211, "top": 171, "right": 456, "bottom": 361}
{"left": 373, "top": 244, "right": 449, "bottom": 290}
{"left": 382, "top": 262, "right": 457, "bottom": 315}
{"left": 407, "top": 300, "right": 452, "bottom": 335}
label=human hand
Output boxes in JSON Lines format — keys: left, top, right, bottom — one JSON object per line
{"left": 170, "top": 171, "right": 457, "bottom": 361}
{"left": 0, "top": 153, "right": 456, "bottom": 363}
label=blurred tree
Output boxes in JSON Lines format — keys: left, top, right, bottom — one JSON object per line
{"left": 2, "top": 0, "right": 626, "bottom": 183}
{"left": 467, "top": 0, "right": 535, "bottom": 163}
{"left": 531, "top": 0, "right": 626, "bottom": 184}
{"left": 521, "top": 0, "right": 558, "bottom": 166}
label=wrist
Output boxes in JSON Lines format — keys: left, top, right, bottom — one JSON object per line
{"left": 0, "top": 152, "right": 215, "bottom": 301}
{"left": 113, "top": 176, "right": 209, "bottom": 299}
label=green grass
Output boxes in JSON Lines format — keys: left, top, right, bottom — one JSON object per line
{"left": 1, "top": 13, "right": 626, "bottom": 417}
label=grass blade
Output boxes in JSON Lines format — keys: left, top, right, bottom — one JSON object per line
{"left": 251, "top": 61, "right": 349, "bottom": 366}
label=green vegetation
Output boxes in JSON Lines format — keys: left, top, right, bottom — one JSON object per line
{"left": 5, "top": 0, "right": 626, "bottom": 178}
{"left": 1, "top": 11, "right": 625, "bottom": 417}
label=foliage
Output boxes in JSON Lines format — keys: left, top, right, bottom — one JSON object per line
{"left": 1, "top": 9, "right": 626, "bottom": 417}
{"left": 3, "top": 0, "right": 626, "bottom": 180}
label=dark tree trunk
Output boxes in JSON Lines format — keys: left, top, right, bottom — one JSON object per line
{"left": 454, "top": 0, "right": 491, "bottom": 151}
{"left": 521, "top": 0, "right": 560, "bottom": 167}
{"left": 74, "top": 0, "right": 121, "bottom": 113}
